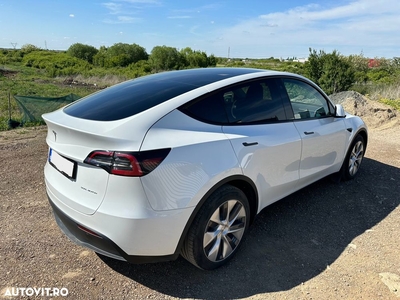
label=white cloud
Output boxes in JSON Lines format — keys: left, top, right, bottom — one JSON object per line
{"left": 103, "top": 15, "right": 141, "bottom": 23}
{"left": 208, "top": 0, "right": 400, "bottom": 58}
{"left": 102, "top": 1, "right": 145, "bottom": 23}
{"left": 117, "top": 0, "right": 160, "bottom": 3}
{"left": 102, "top": 2, "right": 123, "bottom": 14}
{"left": 168, "top": 16, "right": 192, "bottom": 19}
{"left": 169, "top": 4, "right": 221, "bottom": 15}
{"left": 69, "top": 14, "right": 74, "bottom": 18}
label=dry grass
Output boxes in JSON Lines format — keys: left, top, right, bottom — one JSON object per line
{"left": 368, "top": 83, "right": 400, "bottom": 101}
{"left": 367, "top": 83, "right": 400, "bottom": 110}
{"left": 57, "top": 74, "right": 126, "bottom": 87}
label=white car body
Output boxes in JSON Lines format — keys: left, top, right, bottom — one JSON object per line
{"left": 43, "top": 68, "right": 367, "bottom": 269}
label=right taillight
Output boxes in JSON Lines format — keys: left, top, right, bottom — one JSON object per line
{"left": 84, "top": 148, "right": 170, "bottom": 177}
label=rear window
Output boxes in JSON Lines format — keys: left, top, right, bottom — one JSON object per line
{"left": 64, "top": 76, "right": 197, "bottom": 121}
{"left": 64, "top": 68, "right": 263, "bottom": 121}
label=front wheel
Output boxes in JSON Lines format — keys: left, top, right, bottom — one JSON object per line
{"left": 181, "top": 185, "right": 250, "bottom": 270}
{"left": 342, "top": 134, "right": 365, "bottom": 180}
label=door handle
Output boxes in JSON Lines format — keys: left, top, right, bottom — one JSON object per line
{"left": 242, "top": 142, "right": 258, "bottom": 147}
{"left": 304, "top": 131, "right": 314, "bottom": 135}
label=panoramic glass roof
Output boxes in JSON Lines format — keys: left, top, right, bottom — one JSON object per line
{"left": 64, "top": 68, "right": 263, "bottom": 121}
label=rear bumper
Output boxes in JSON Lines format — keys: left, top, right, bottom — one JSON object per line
{"left": 48, "top": 196, "right": 179, "bottom": 263}
{"left": 45, "top": 169, "right": 194, "bottom": 262}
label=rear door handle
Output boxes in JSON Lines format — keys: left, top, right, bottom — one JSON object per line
{"left": 242, "top": 142, "right": 258, "bottom": 147}
{"left": 304, "top": 131, "right": 314, "bottom": 135}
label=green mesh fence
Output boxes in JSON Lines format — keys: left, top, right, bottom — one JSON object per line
{"left": 13, "top": 93, "right": 81, "bottom": 124}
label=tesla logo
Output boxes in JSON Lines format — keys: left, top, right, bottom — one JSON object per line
{"left": 52, "top": 130, "right": 57, "bottom": 142}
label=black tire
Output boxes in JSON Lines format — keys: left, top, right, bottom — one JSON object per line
{"left": 181, "top": 185, "right": 250, "bottom": 270}
{"left": 342, "top": 134, "right": 365, "bottom": 181}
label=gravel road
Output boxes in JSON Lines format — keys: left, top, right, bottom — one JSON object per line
{"left": 1, "top": 97, "right": 399, "bottom": 299}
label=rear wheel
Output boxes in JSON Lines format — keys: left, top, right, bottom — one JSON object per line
{"left": 181, "top": 185, "right": 250, "bottom": 270}
{"left": 342, "top": 134, "right": 365, "bottom": 180}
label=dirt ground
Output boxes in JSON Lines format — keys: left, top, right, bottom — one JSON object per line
{"left": 1, "top": 93, "right": 399, "bottom": 299}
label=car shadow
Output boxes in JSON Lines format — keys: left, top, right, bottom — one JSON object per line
{"left": 99, "top": 157, "right": 400, "bottom": 299}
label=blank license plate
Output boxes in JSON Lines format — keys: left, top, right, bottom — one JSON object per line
{"left": 49, "top": 148, "right": 77, "bottom": 179}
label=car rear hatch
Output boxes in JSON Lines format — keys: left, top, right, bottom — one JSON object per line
{"left": 43, "top": 109, "right": 150, "bottom": 215}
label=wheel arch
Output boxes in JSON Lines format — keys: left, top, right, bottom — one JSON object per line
{"left": 356, "top": 128, "right": 368, "bottom": 150}
{"left": 345, "top": 128, "right": 368, "bottom": 159}
{"left": 334, "top": 128, "right": 368, "bottom": 182}
{"left": 174, "top": 175, "right": 259, "bottom": 255}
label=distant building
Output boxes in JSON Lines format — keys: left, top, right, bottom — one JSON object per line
{"left": 293, "top": 58, "right": 308, "bottom": 63}
{"left": 280, "top": 57, "right": 308, "bottom": 63}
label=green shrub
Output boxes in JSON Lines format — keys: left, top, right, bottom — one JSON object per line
{"left": 22, "top": 51, "right": 91, "bottom": 77}
{"left": 305, "top": 49, "right": 355, "bottom": 94}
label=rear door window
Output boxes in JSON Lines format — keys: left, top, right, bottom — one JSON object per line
{"left": 180, "top": 78, "right": 287, "bottom": 125}
{"left": 226, "top": 80, "right": 286, "bottom": 123}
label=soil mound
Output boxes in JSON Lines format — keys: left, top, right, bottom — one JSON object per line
{"left": 329, "top": 91, "right": 398, "bottom": 129}
{"left": 0, "top": 68, "right": 18, "bottom": 78}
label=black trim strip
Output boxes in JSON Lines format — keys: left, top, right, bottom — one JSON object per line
{"left": 47, "top": 196, "right": 179, "bottom": 264}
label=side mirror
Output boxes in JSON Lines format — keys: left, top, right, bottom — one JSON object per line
{"left": 334, "top": 104, "right": 346, "bottom": 118}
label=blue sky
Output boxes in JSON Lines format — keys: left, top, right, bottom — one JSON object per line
{"left": 0, "top": 0, "right": 399, "bottom": 58}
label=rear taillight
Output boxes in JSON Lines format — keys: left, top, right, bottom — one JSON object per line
{"left": 84, "top": 148, "right": 170, "bottom": 177}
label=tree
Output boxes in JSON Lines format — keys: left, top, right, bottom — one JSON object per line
{"left": 304, "top": 48, "right": 326, "bottom": 84}
{"left": 180, "top": 47, "right": 209, "bottom": 68}
{"left": 208, "top": 54, "right": 217, "bottom": 67}
{"left": 319, "top": 51, "right": 355, "bottom": 94}
{"left": 92, "top": 46, "right": 108, "bottom": 67}
{"left": 21, "top": 44, "right": 41, "bottom": 54}
{"left": 107, "top": 43, "right": 148, "bottom": 67}
{"left": 149, "top": 46, "right": 185, "bottom": 71}
{"left": 67, "top": 43, "right": 98, "bottom": 64}
{"left": 180, "top": 47, "right": 216, "bottom": 68}
{"left": 346, "top": 53, "right": 369, "bottom": 84}
{"left": 305, "top": 48, "right": 355, "bottom": 94}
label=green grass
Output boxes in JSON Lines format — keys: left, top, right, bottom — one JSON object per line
{"left": 379, "top": 98, "right": 400, "bottom": 110}
{"left": 0, "top": 64, "right": 101, "bottom": 130}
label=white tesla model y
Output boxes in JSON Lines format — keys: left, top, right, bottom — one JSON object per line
{"left": 43, "top": 68, "right": 367, "bottom": 270}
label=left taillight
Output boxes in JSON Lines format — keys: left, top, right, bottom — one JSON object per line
{"left": 84, "top": 148, "right": 170, "bottom": 177}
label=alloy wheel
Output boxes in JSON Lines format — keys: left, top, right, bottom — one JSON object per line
{"left": 348, "top": 140, "right": 364, "bottom": 176}
{"left": 203, "top": 200, "right": 246, "bottom": 262}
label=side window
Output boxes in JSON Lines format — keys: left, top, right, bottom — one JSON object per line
{"left": 283, "top": 78, "right": 332, "bottom": 120}
{"left": 179, "top": 92, "right": 229, "bottom": 124}
{"left": 180, "top": 78, "right": 287, "bottom": 125}
{"left": 223, "top": 79, "right": 286, "bottom": 124}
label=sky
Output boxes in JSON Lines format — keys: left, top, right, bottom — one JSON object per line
{"left": 0, "top": 0, "right": 399, "bottom": 59}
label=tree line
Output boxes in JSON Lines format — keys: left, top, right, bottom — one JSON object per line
{"left": 67, "top": 42, "right": 217, "bottom": 70}
{"left": 1, "top": 43, "right": 399, "bottom": 96}
{"left": 0, "top": 42, "right": 217, "bottom": 79}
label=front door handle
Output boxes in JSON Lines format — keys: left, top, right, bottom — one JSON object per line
{"left": 243, "top": 142, "right": 258, "bottom": 147}
{"left": 304, "top": 131, "right": 314, "bottom": 135}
